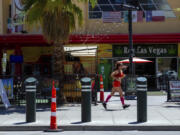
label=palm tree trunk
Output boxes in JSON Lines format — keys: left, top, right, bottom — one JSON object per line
{"left": 53, "top": 42, "right": 65, "bottom": 104}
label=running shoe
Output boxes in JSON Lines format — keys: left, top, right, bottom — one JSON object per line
{"left": 123, "top": 104, "right": 130, "bottom": 109}
{"left": 102, "top": 102, "right": 107, "bottom": 110}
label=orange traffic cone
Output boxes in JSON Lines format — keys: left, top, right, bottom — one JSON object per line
{"left": 50, "top": 81, "right": 57, "bottom": 130}
{"left": 44, "top": 81, "right": 63, "bottom": 132}
{"left": 100, "top": 75, "right": 104, "bottom": 102}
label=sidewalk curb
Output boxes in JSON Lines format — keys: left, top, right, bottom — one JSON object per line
{"left": 0, "top": 125, "right": 180, "bottom": 131}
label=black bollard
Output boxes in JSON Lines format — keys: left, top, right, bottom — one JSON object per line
{"left": 136, "top": 77, "right": 147, "bottom": 122}
{"left": 25, "top": 77, "right": 38, "bottom": 123}
{"left": 81, "top": 77, "right": 91, "bottom": 122}
{"left": 26, "top": 89, "right": 36, "bottom": 122}
{"left": 167, "top": 81, "right": 171, "bottom": 101}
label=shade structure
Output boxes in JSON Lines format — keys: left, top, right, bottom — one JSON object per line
{"left": 117, "top": 57, "right": 152, "bottom": 63}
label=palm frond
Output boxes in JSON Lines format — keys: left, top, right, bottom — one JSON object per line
{"left": 77, "top": 0, "right": 97, "bottom": 8}
{"left": 24, "top": 0, "right": 37, "bottom": 11}
{"left": 67, "top": 3, "right": 83, "bottom": 26}
{"left": 24, "top": 0, "right": 94, "bottom": 43}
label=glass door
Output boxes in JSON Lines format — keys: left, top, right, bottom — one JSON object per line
{"left": 157, "top": 58, "right": 178, "bottom": 90}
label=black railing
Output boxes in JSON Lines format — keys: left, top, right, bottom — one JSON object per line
{"left": 0, "top": 74, "right": 99, "bottom": 107}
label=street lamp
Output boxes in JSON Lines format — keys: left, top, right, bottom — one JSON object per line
{"left": 128, "top": 9, "right": 134, "bottom": 77}
{"left": 118, "top": 3, "right": 139, "bottom": 97}
{"left": 119, "top": 4, "right": 139, "bottom": 76}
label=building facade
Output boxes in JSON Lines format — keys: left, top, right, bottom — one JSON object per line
{"left": 1, "top": 0, "right": 180, "bottom": 93}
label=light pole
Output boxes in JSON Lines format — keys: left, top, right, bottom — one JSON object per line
{"left": 128, "top": 9, "right": 134, "bottom": 76}
{"left": 120, "top": 4, "right": 138, "bottom": 76}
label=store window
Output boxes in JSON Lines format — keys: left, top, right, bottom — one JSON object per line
{"left": 64, "top": 46, "right": 97, "bottom": 74}
{"left": 139, "top": 0, "right": 176, "bottom": 18}
{"left": 89, "top": 0, "right": 175, "bottom": 19}
{"left": 23, "top": 55, "right": 52, "bottom": 76}
{"left": 158, "top": 58, "right": 178, "bottom": 80}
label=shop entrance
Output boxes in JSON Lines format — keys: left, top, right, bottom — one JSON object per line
{"left": 157, "top": 58, "right": 178, "bottom": 90}
{"left": 113, "top": 58, "right": 156, "bottom": 90}
{"left": 135, "top": 58, "right": 156, "bottom": 90}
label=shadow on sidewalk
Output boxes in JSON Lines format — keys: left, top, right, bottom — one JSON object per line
{"left": 0, "top": 106, "right": 25, "bottom": 115}
{"left": 106, "top": 109, "right": 124, "bottom": 111}
{"left": 71, "top": 121, "right": 90, "bottom": 124}
{"left": 14, "top": 122, "right": 29, "bottom": 125}
{"left": 163, "top": 102, "right": 180, "bottom": 109}
{"left": 128, "top": 121, "right": 146, "bottom": 124}
{"left": 164, "top": 106, "right": 180, "bottom": 109}
{"left": 0, "top": 106, "right": 70, "bottom": 115}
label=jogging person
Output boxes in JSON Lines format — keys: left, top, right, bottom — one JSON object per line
{"left": 102, "top": 62, "right": 130, "bottom": 110}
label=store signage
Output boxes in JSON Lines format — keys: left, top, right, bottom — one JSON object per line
{"left": 14, "top": 0, "right": 25, "bottom": 11}
{"left": 10, "top": 55, "right": 23, "bottom": 63}
{"left": 113, "top": 44, "right": 177, "bottom": 57}
{"left": 169, "top": 81, "right": 180, "bottom": 101}
{"left": 126, "top": 76, "right": 136, "bottom": 92}
{"left": 7, "top": 0, "right": 26, "bottom": 34}
{"left": 0, "top": 80, "right": 11, "bottom": 109}
{"left": 1, "top": 53, "right": 7, "bottom": 74}
{"left": 102, "top": 12, "right": 121, "bottom": 23}
{"left": 169, "top": 81, "right": 180, "bottom": 90}
{"left": 98, "top": 44, "right": 112, "bottom": 58}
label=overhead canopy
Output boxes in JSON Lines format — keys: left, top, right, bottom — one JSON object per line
{"left": 64, "top": 45, "right": 97, "bottom": 56}
{"left": 1, "top": 33, "right": 180, "bottom": 47}
{"left": 117, "top": 57, "right": 152, "bottom": 63}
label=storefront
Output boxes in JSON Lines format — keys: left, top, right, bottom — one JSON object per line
{"left": 113, "top": 44, "right": 178, "bottom": 90}
{"left": 0, "top": 47, "right": 53, "bottom": 77}
{"left": 1, "top": 33, "right": 180, "bottom": 93}
{"left": 68, "top": 34, "right": 180, "bottom": 91}
{"left": 0, "top": 36, "right": 98, "bottom": 102}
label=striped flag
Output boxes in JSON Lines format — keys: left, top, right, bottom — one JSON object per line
{"left": 146, "top": 11, "right": 152, "bottom": 22}
{"left": 132, "top": 11, "right": 137, "bottom": 22}
{"left": 132, "top": 11, "right": 143, "bottom": 22}
{"left": 152, "top": 10, "right": 165, "bottom": 22}
{"left": 102, "top": 12, "right": 121, "bottom": 23}
{"left": 137, "top": 11, "right": 143, "bottom": 22}
{"left": 124, "top": 11, "right": 129, "bottom": 23}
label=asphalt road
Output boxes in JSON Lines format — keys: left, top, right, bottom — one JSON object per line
{"left": 1, "top": 131, "right": 180, "bottom": 135}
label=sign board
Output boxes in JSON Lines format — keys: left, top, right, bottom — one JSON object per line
{"left": 14, "top": 0, "right": 25, "bottom": 11}
{"left": 0, "top": 80, "right": 11, "bottom": 108}
{"left": 113, "top": 44, "right": 178, "bottom": 57}
{"left": 10, "top": 55, "right": 23, "bottom": 63}
{"left": 2, "top": 78, "right": 14, "bottom": 98}
{"left": 126, "top": 76, "right": 136, "bottom": 92}
{"left": 169, "top": 81, "right": 180, "bottom": 90}
{"left": 169, "top": 81, "right": 180, "bottom": 101}
{"left": 102, "top": 12, "right": 121, "bottom": 23}
{"left": 98, "top": 44, "right": 112, "bottom": 58}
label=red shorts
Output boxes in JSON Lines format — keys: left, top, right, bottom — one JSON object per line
{"left": 113, "top": 81, "right": 121, "bottom": 87}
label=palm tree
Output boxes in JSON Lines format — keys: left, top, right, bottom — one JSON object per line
{"left": 24, "top": 0, "right": 96, "bottom": 103}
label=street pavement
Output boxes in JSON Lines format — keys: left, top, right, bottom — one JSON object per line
{"left": 1, "top": 131, "right": 180, "bottom": 135}
{"left": 0, "top": 92, "right": 180, "bottom": 131}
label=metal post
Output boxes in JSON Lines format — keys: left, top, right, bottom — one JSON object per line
{"left": 26, "top": 89, "right": 36, "bottom": 122}
{"left": 81, "top": 77, "right": 92, "bottom": 122}
{"left": 25, "top": 77, "right": 37, "bottom": 123}
{"left": 93, "top": 75, "right": 98, "bottom": 105}
{"left": 136, "top": 77, "right": 147, "bottom": 122}
{"left": 167, "top": 81, "right": 171, "bottom": 101}
{"left": 128, "top": 9, "right": 134, "bottom": 76}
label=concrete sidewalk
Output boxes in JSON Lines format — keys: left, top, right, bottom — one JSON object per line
{"left": 0, "top": 94, "right": 180, "bottom": 131}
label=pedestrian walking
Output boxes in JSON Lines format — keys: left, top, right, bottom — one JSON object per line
{"left": 102, "top": 62, "right": 130, "bottom": 110}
